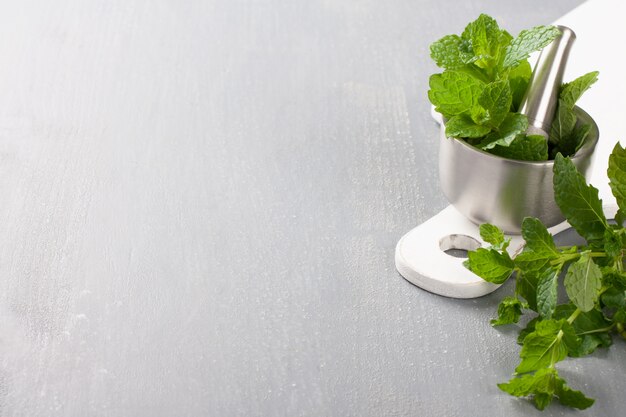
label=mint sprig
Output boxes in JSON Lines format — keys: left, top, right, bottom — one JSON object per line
{"left": 466, "top": 143, "right": 626, "bottom": 410}
{"left": 428, "top": 15, "right": 598, "bottom": 161}
{"left": 549, "top": 72, "right": 600, "bottom": 157}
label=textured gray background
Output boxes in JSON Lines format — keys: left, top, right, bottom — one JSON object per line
{"left": 0, "top": 0, "right": 623, "bottom": 416}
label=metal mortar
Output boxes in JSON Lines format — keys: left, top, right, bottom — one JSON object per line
{"left": 438, "top": 107, "right": 599, "bottom": 234}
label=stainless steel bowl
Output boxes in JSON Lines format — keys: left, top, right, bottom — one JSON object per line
{"left": 438, "top": 107, "right": 599, "bottom": 234}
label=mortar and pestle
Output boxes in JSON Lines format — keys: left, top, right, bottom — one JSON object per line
{"left": 396, "top": 26, "right": 603, "bottom": 298}
{"left": 440, "top": 26, "right": 598, "bottom": 234}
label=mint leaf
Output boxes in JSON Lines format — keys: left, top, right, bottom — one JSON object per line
{"left": 608, "top": 142, "right": 626, "bottom": 216}
{"left": 455, "top": 64, "right": 491, "bottom": 84}
{"left": 477, "top": 80, "right": 512, "bottom": 128}
{"left": 516, "top": 319, "right": 577, "bottom": 373}
{"left": 534, "top": 393, "right": 553, "bottom": 411}
{"left": 549, "top": 72, "right": 598, "bottom": 156}
{"left": 499, "top": 370, "right": 543, "bottom": 396}
{"left": 503, "top": 25, "right": 561, "bottom": 69}
{"left": 499, "top": 368, "right": 593, "bottom": 410}
{"left": 428, "top": 71, "right": 485, "bottom": 119}
{"left": 601, "top": 287, "right": 626, "bottom": 308}
{"left": 445, "top": 114, "right": 491, "bottom": 138}
{"left": 564, "top": 252, "right": 602, "bottom": 312}
{"left": 560, "top": 71, "right": 599, "bottom": 109}
{"left": 479, "top": 223, "right": 505, "bottom": 247}
{"left": 557, "top": 380, "right": 595, "bottom": 410}
{"left": 513, "top": 218, "right": 558, "bottom": 274}
{"left": 603, "top": 228, "right": 622, "bottom": 259}
{"left": 508, "top": 60, "right": 531, "bottom": 110}
{"left": 461, "top": 14, "right": 509, "bottom": 70}
{"left": 554, "top": 304, "right": 612, "bottom": 356}
{"left": 537, "top": 268, "right": 559, "bottom": 319}
{"left": 491, "top": 296, "right": 523, "bottom": 326}
{"left": 430, "top": 35, "right": 473, "bottom": 70}
{"left": 553, "top": 154, "right": 608, "bottom": 242}
{"left": 572, "top": 336, "right": 604, "bottom": 358}
{"left": 552, "top": 123, "right": 591, "bottom": 158}
{"left": 490, "top": 134, "right": 548, "bottom": 161}
{"left": 517, "top": 269, "right": 541, "bottom": 311}
{"left": 499, "top": 368, "right": 558, "bottom": 410}
{"left": 613, "top": 308, "right": 626, "bottom": 324}
{"left": 522, "top": 217, "right": 558, "bottom": 254}
{"left": 469, "top": 104, "right": 488, "bottom": 125}
{"left": 549, "top": 100, "right": 577, "bottom": 146}
{"left": 515, "top": 250, "right": 553, "bottom": 272}
{"left": 467, "top": 248, "right": 514, "bottom": 284}
{"left": 602, "top": 268, "right": 626, "bottom": 292}
{"left": 481, "top": 113, "right": 528, "bottom": 150}
{"left": 572, "top": 123, "right": 592, "bottom": 153}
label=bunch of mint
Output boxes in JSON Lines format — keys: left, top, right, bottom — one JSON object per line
{"left": 466, "top": 143, "right": 626, "bottom": 410}
{"left": 428, "top": 14, "right": 598, "bottom": 161}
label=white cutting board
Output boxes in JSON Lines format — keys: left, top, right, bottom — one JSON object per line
{"left": 396, "top": 0, "right": 626, "bottom": 298}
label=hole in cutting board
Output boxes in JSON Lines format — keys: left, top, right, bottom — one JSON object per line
{"left": 439, "top": 234, "right": 481, "bottom": 258}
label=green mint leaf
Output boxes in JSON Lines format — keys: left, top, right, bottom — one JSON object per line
{"left": 571, "top": 336, "right": 603, "bottom": 357}
{"left": 602, "top": 268, "right": 626, "bottom": 292}
{"left": 572, "top": 123, "right": 592, "bottom": 153}
{"left": 430, "top": 35, "right": 473, "bottom": 70}
{"left": 508, "top": 60, "right": 531, "bottom": 110}
{"left": 469, "top": 103, "right": 488, "bottom": 125}
{"left": 454, "top": 64, "right": 491, "bottom": 84}
{"left": 503, "top": 25, "right": 561, "bottom": 69}
{"left": 553, "top": 154, "right": 608, "bottom": 242}
{"left": 516, "top": 269, "right": 540, "bottom": 311}
{"left": 603, "top": 228, "right": 622, "bottom": 259}
{"left": 500, "top": 368, "right": 594, "bottom": 410}
{"left": 552, "top": 123, "right": 591, "bottom": 158}
{"left": 554, "top": 303, "right": 612, "bottom": 356}
{"left": 491, "top": 296, "right": 523, "bottom": 326}
{"left": 461, "top": 14, "right": 508, "bottom": 70}
{"left": 428, "top": 71, "right": 485, "bottom": 119}
{"left": 601, "top": 287, "right": 626, "bottom": 308}
{"left": 534, "top": 393, "right": 553, "bottom": 411}
{"left": 556, "top": 380, "right": 595, "bottom": 410}
{"left": 513, "top": 218, "right": 558, "bottom": 274}
{"left": 560, "top": 71, "right": 599, "bottom": 109}
{"left": 515, "top": 250, "right": 553, "bottom": 272}
{"left": 615, "top": 209, "right": 626, "bottom": 225}
{"left": 611, "top": 308, "right": 626, "bottom": 324}
{"left": 521, "top": 217, "right": 558, "bottom": 254}
{"left": 499, "top": 368, "right": 558, "bottom": 410}
{"left": 615, "top": 209, "right": 626, "bottom": 227}
{"left": 560, "top": 323, "right": 583, "bottom": 353}
{"left": 467, "top": 247, "right": 514, "bottom": 284}
{"left": 498, "top": 371, "right": 539, "bottom": 397}
{"left": 549, "top": 73, "right": 598, "bottom": 157}
{"left": 490, "top": 134, "right": 548, "bottom": 161}
{"left": 549, "top": 100, "right": 577, "bottom": 147}
{"left": 481, "top": 113, "right": 528, "bottom": 150}
{"left": 479, "top": 223, "right": 504, "bottom": 246}
{"left": 608, "top": 142, "right": 626, "bottom": 215}
{"left": 537, "top": 268, "right": 559, "bottom": 319}
{"left": 445, "top": 114, "right": 491, "bottom": 138}
{"left": 477, "top": 80, "right": 512, "bottom": 128}
{"left": 564, "top": 252, "right": 602, "bottom": 312}
{"left": 516, "top": 319, "right": 577, "bottom": 373}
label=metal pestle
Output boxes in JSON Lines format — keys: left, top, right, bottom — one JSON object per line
{"left": 519, "top": 26, "right": 577, "bottom": 139}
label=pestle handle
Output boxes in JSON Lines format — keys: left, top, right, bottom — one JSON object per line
{"left": 519, "top": 26, "right": 576, "bottom": 139}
